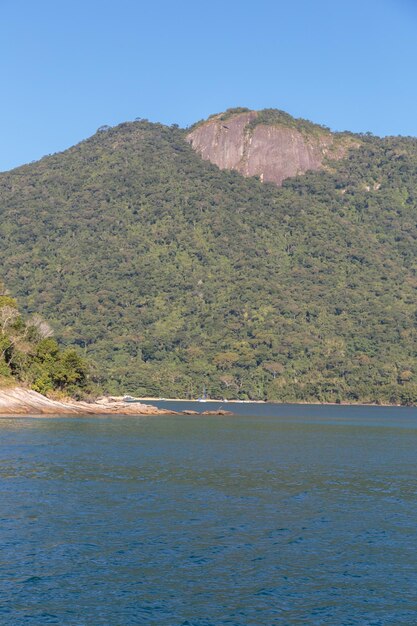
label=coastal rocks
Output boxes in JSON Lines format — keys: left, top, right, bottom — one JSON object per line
{"left": 0, "top": 387, "right": 173, "bottom": 416}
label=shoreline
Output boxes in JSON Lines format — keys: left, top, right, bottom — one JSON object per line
{"left": 126, "top": 396, "right": 408, "bottom": 408}
{"left": 0, "top": 388, "right": 232, "bottom": 417}
{"left": 0, "top": 387, "right": 412, "bottom": 418}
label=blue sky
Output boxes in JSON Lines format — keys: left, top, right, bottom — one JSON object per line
{"left": 1, "top": 0, "right": 416, "bottom": 171}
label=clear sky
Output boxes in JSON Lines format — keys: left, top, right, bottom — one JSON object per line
{"left": 1, "top": 0, "right": 417, "bottom": 171}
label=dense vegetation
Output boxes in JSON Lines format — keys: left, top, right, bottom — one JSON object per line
{"left": 191, "top": 106, "right": 331, "bottom": 136}
{"left": 0, "top": 111, "right": 417, "bottom": 403}
{"left": 0, "top": 282, "right": 90, "bottom": 397}
{"left": 247, "top": 108, "right": 331, "bottom": 136}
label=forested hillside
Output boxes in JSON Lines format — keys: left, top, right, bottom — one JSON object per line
{"left": 0, "top": 282, "right": 90, "bottom": 397}
{"left": 1, "top": 111, "right": 417, "bottom": 403}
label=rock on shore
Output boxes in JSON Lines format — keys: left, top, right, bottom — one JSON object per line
{"left": 0, "top": 387, "right": 172, "bottom": 416}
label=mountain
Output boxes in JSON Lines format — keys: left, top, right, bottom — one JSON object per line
{"left": 1, "top": 109, "right": 417, "bottom": 404}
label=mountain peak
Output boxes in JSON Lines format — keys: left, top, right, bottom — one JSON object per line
{"left": 187, "top": 107, "right": 354, "bottom": 185}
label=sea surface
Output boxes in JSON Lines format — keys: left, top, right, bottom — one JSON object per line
{"left": 1, "top": 404, "right": 417, "bottom": 625}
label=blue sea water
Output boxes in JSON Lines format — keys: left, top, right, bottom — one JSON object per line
{"left": 1, "top": 405, "right": 417, "bottom": 625}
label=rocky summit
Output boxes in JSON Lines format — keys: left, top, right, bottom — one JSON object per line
{"left": 187, "top": 108, "right": 354, "bottom": 185}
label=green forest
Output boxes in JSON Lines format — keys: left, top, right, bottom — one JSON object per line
{"left": 0, "top": 282, "right": 90, "bottom": 397}
{"left": 1, "top": 111, "right": 417, "bottom": 404}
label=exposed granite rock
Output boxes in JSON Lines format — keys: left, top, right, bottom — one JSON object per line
{"left": 187, "top": 110, "right": 349, "bottom": 186}
{"left": 0, "top": 387, "right": 173, "bottom": 416}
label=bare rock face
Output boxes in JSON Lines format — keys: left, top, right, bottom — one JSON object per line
{"left": 0, "top": 387, "right": 173, "bottom": 416}
{"left": 186, "top": 110, "right": 347, "bottom": 186}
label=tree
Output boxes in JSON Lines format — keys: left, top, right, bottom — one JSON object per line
{"left": 263, "top": 362, "right": 284, "bottom": 379}
{"left": 51, "top": 349, "right": 89, "bottom": 392}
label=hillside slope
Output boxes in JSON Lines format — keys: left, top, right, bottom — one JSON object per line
{"left": 0, "top": 114, "right": 417, "bottom": 403}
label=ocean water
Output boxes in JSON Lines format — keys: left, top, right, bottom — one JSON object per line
{"left": 1, "top": 406, "right": 417, "bottom": 625}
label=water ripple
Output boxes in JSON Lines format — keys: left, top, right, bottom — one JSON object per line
{"left": 0, "top": 413, "right": 417, "bottom": 624}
